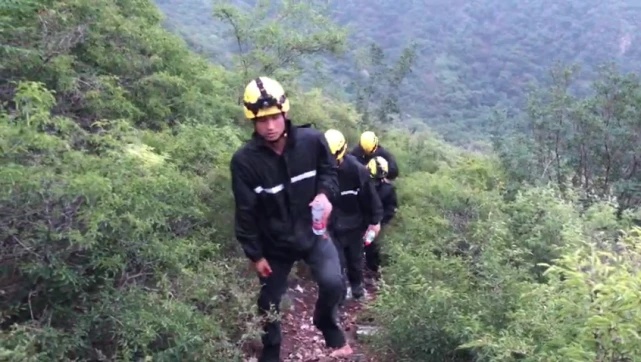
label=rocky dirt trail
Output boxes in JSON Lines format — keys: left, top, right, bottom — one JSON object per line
{"left": 245, "top": 264, "right": 381, "bottom": 362}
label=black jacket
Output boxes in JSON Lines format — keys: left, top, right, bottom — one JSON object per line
{"left": 375, "top": 180, "right": 398, "bottom": 226}
{"left": 329, "top": 154, "right": 383, "bottom": 235}
{"left": 230, "top": 120, "right": 339, "bottom": 262}
{"left": 350, "top": 144, "right": 399, "bottom": 180}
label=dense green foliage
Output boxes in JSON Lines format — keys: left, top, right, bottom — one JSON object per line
{"left": 3, "top": 0, "right": 641, "bottom": 361}
{"left": 493, "top": 64, "right": 641, "bottom": 212}
{"left": 1, "top": 1, "right": 256, "bottom": 360}
{"left": 155, "top": 0, "right": 641, "bottom": 143}
{"left": 367, "top": 133, "right": 641, "bottom": 361}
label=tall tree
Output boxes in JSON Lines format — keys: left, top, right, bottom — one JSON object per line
{"left": 494, "top": 64, "right": 641, "bottom": 211}
{"left": 212, "top": 0, "right": 347, "bottom": 100}
{"left": 351, "top": 42, "right": 417, "bottom": 126}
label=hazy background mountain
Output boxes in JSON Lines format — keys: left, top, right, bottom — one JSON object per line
{"left": 155, "top": 0, "right": 641, "bottom": 143}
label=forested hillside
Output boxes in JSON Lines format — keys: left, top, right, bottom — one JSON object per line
{"left": 3, "top": 0, "right": 641, "bottom": 361}
{"left": 155, "top": 0, "right": 641, "bottom": 143}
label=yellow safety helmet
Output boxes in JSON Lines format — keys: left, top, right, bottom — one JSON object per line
{"left": 243, "top": 76, "right": 290, "bottom": 119}
{"left": 324, "top": 129, "right": 347, "bottom": 161}
{"left": 367, "top": 156, "right": 389, "bottom": 179}
{"left": 360, "top": 131, "right": 379, "bottom": 154}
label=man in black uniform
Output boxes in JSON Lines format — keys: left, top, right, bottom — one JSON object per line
{"left": 349, "top": 130, "right": 400, "bottom": 181}
{"left": 364, "top": 156, "right": 398, "bottom": 275}
{"left": 324, "top": 129, "right": 383, "bottom": 301}
{"left": 230, "top": 77, "right": 352, "bottom": 361}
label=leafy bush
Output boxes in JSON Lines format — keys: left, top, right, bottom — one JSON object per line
{"left": 465, "top": 225, "right": 641, "bottom": 361}
{"left": 0, "top": 82, "right": 259, "bottom": 360}
{"left": 367, "top": 137, "right": 641, "bottom": 361}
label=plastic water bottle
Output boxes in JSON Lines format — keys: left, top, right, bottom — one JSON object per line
{"left": 311, "top": 201, "right": 326, "bottom": 235}
{"left": 364, "top": 230, "right": 376, "bottom": 246}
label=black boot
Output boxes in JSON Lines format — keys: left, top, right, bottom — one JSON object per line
{"left": 351, "top": 284, "right": 364, "bottom": 300}
{"left": 258, "top": 344, "right": 280, "bottom": 362}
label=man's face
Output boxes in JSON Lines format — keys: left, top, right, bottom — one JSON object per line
{"left": 254, "top": 112, "right": 285, "bottom": 142}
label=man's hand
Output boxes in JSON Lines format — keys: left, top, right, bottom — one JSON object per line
{"left": 364, "top": 223, "right": 381, "bottom": 238}
{"left": 309, "top": 192, "right": 333, "bottom": 218}
{"left": 309, "top": 193, "right": 333, "bottom": 239}
{"left": 253, "top": 258, "right": 272, "bottom": 278}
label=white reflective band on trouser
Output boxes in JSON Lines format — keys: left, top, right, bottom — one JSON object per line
{"left": 340, "top": 189, "right": 359, "bottom": 196}
{"left": 253, "top": 170, "right": 317, "bottom": 194}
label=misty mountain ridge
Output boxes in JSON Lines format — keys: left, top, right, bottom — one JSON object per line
{"left": 155, "top": 0, "right": 641, "bottom": 142}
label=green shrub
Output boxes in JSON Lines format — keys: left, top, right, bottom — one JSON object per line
{"left": 0, "top": 81, "right": 259, "bottom": 361}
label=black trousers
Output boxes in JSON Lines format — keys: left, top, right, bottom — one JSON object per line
{"left": 257, "top": 236, "right": 346, "bottom": 362}
{"left": 332, "top": 229, "right": 365, "bottom": 289}
{"left": 365, "top": 237, "right": 381, "bottom": 273}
